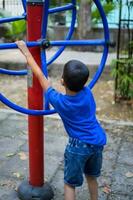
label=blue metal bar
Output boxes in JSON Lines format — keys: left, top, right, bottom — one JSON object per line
{"left": 41, "top": 0, "right": 50, "bottom": 38}
{"left": 0, "top": 16, "right": 26, "bottom": 24}
{"left": 0, "top": 93, "right": 56, "bottom": 116}
{"left": 41, "top": 50, "right": 50, "bottom": 110}
{"left": 47, "top": 0, "right": 76, "bottom": 66}
{"left": 48, "top": 4, "right": 74, "bottom": 14}
{"left": 94, "top": 0, "right": 110, "bottom": 42}
{"left": 88, "top": 0, "right": 110, "bottom": 88}
{"left": 41, "top": 0, "right": 50, "bottom": 109}
{"left": 89, "top": 46, "right": 108, "bottom": 89}
{"left": 22, "top": 0, "right": 26, "bottom": 13}
{"left": 50, "top": 39, "right": 105, "bottom": 46}
{"left": 0, "top": 39, "right": 106, "bottom": 50}
{"left": 41, "top": 51, "right": 48, "bottom": 77}
{"left": 0, "top": 42, "right": 40, "bottom": 50}
{"left": 0, "top": 68, "right": 27, "bottom": 75}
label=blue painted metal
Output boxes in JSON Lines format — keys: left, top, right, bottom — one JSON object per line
{"left": 41, "top": 50, "right": 50, "bottom": 110}
{"left": 0, "top": 16, "right": 26, "bottom": 24}
{"left": 0, "top": 68, "right": 27, "bottom": 76}
{"left": 0, "top": 39, "right": 106, "bottom": 50}
{"left": 0, "top": 0, "right": 26, "bottom": 24}
{"left": 89, "top": 0, "right": 109, "bottom": 89}
{"left": 22, "top": 0, "right": 27, "bottom": 13}
{"left": 50, "top": 39, "right": 105, "bottom": 46}
{"left": 41, "top": 0, "right": 49, "bottom": 78}
{"left": 0, "top": 0, "right": 110, "bottom": 115}
{"left": 41, "top": 0, "right": 50, "bottom": 110}
{"left": 49, "top": 4, "right": 74, "bottom": 14}
{"left": 47, "top": 0, "right": 76, "bottom": 66}
{"left": 0, "top": 42, "right": 39, "bottom": 50}
{"left": 0, "top": 93, "right": 56, "bottom": 115}
{"left": 41, "top": 0, "right": 50, "bottom": 39}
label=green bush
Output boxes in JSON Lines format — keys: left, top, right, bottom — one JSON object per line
{"left": 0, "top": 9, "right": 26, "bottom": 41}
{"left": 5, "top": 20, "right": 26, "bottom": 41}
{"left": 111, "top": 58, "right": 133, "bottom": 100}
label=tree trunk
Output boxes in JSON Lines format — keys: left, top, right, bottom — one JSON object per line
{"left": 78, "top": 0, "right": 92, "bottom": 39}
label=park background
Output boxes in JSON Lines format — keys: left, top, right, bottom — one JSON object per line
{"left": 0, "top": 0, "right": 133, "bottom": 200}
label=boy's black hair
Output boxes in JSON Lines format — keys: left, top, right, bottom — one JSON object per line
{"left": 62, "top": 60, "right": 89, "bottom": 92}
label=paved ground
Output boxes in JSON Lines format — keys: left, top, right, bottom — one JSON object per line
{"left": 0, "top": 49, "right": 116, "bottom": 67}
{"left": 0, "top": 49, "right": 115, "bottom": 80}
{"left": 0, "top": 49, "right": 133, "bottom": 199}
{"left": 0, "top": 109, "right": 133, "bottom": 200}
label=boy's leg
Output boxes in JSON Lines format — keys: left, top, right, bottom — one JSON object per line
{"left": 85, "top": 176, "right": 98, "bottom": 200}
{"left": 64, "top": 183, "right": 75, "bottom": 200}
{"left": 84, "top": 145, "right": 104, "bottom": 200}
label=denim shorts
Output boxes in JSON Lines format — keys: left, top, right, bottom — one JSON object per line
{"left": 64, "top": 137, "right": 104, "bottom": 187}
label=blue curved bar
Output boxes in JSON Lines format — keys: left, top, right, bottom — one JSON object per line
{"left": 42, "top": 0, "right": 50, "bottom": 38}
{"left": 95, "top": 0, "right": 109, "bottom": 42}
{"left": 22, "top": 0, "right": 26, "bottom": 13}
{"left": 0, "top": 68, "right": 27, "bottom": 75}
{"left": 89, "top": 0, "right": 109, "bottom": 88}
{"left": 0, "top": 16, "right": 26, "bottom": 24}
{"left": 49, "top": 4, "right": 75, "bottom": 14}
{"left": 0, "top": 93, "right": 56, "bottom": 116}
{"left": 89, "top": 46, "right": 108, "bottom": 89}
{"left": 41, "top": 51, "right": 48, "bottom": 77}
{"left": 41, "top": 50, "right": 50, "bottom": 110}
{"left": 41, "top": 0, "right": 52, "bottom": 110}
{"left": 47, "top": 0, "right": 76, "bottom": 66}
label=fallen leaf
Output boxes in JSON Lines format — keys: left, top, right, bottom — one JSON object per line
{"left": 18, "top": 152, "right": 27, "bottom": 160}
{"left": 103, "top": 185, "right": 111, "bottom": 194}
{"left": 13, "top": 172, "right": 21, "bottom": 178}
{"left": 6, "top": 153, "right": 15, "bottom": 157}
{"left": 125, "top": 172, "right": 133, "bottom": 178}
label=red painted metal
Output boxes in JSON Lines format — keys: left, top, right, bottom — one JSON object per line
{"left": 27, "top": 2, "right": 44, "bottom": 186}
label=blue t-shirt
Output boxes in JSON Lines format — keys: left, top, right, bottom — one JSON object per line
{"left": 46, "top": 86, "right": 107, "bottom": 145}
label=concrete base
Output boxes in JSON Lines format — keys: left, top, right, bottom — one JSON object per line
{"left": 17, "top": 180, "right": 54, "bottom": 200}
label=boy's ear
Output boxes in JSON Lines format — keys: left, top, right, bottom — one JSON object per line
{"left": 61, "top": 78, "right": 65, "bottom": 86}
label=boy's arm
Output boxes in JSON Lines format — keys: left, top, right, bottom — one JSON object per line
{"left": 15, "top": 41, "right": 50, "bottom": 91}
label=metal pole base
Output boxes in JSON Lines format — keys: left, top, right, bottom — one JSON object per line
{"left": 17, "top": 180, "right": 54, "bottom": 200}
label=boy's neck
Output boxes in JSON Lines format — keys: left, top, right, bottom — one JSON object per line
{"left": 65, "top": 88, "right": 78, "bottom": 96}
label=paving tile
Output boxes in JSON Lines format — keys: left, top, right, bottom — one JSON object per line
{"left": 111, "top": 164, "right": 133, "bottom": 195}
{"left": 118, "top": 141, "right": 133, "bottom": 166}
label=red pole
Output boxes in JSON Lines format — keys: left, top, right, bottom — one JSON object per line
{"left": 27, "top": 1, "right": 44, "bottom": 186}
{"left": 18, "top": 1, "right": 54, "bottom": 199}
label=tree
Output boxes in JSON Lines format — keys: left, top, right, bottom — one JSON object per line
{"left": 78, "top": 0, "right": 92, "bottom": 39}
{"left": 78, "top": 0, "right": 116, "bottom": 39}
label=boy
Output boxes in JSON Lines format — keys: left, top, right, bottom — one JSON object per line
{"left": 16, "top": 41, "right": 106, "bottom": 200}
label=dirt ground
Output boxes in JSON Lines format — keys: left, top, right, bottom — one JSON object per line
{"left": 0, "top": 74, "right": 133, "bottom": 122}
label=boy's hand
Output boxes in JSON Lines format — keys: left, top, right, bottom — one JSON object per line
{"left": 15, "top": 40, "right": 31, "bottom": 57}
{"left": 16, "top": 40, "right": 50, "bottom": 91}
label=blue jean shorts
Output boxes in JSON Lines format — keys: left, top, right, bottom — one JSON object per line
{"left": 64, "top": 137, "right": 104, "bottom": 187}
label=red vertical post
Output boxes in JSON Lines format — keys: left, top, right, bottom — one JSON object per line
{"left": 27, "top": 0, "right": 44, "bottom": 186}
{"left": 18, "top": 1, "right": 54, "bottom": 199}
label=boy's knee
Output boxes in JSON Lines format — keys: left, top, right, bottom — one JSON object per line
{"left": 64, "top": 183, "right": 75, "bottom": 189}
{"left": 85, "top": 175, "right": 97, "bottom": 182}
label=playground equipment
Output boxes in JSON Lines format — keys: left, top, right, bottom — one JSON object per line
{"left": 0, "top": 0, "right": 110, "bottom": 199}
